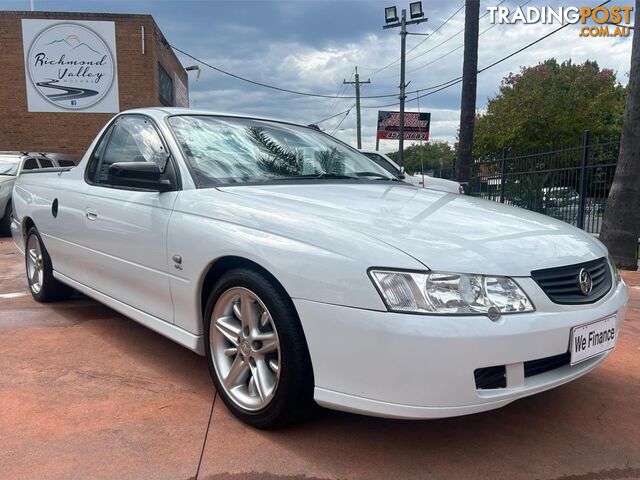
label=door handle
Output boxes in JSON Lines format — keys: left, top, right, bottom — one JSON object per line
{"left": 85, "top": 208, "right": 98, "bottom": 221}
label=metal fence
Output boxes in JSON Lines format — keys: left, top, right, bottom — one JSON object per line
{"left": 429, "top": 135, "right": 640, "bottom": 262}
{"left": 431, "top": 131, "right": 619, "bottom": 235}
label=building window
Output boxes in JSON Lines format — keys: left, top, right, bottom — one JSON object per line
{"left": 158, "top": 63, "right": 174, "bottom": 106}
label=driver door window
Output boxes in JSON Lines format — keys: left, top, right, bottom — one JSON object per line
{"left": 79, "top": 115, "right": 177, "bottom": 322}
{"left": 92, "top": 116, "right": 170, "bottom": 185}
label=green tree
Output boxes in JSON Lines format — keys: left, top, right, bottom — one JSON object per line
{"left": 387, "top": 141, "right": 455, "bottom": 175}
{"left": 247, "top": 127, "right": 303, "bottom": 176}
{"left": 474, "top": 59, "right": 626, "bottom": 156}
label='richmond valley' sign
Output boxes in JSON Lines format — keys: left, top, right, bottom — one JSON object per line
{"left": 376, "top": 111, "right": 431, "bottom": 141}
{"left": 22, "top": 19, "right": 119, "bottom": 113}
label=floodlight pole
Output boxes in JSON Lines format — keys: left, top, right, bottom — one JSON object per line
{"left": 384, "top": 8, "right": 427, "bottom": 169}
{"left": 398, "top": 10, "right": 407, "bottom": 169}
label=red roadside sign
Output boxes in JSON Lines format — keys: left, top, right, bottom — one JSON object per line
{"left": 376, "top": 111, "right": 431, "bottom": 141}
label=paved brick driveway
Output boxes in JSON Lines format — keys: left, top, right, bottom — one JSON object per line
{"left": 1, "top": 236, "right": 639, "bottom": 480}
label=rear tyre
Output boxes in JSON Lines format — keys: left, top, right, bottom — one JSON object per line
{"left": 25, "top": 227, "right": 74, "bottom": 302}
{"left": 0, "top": 202, "right": 11, "bottom": 236}
{"left": 204, "top": 268, "right": 314, "bottom": 429}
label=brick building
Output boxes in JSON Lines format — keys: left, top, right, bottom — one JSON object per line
{"left": 0, "top": 11, "right": 188, "bottom": 158}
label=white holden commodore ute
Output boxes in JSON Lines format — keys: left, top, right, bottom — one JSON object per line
{"left": 11, "top": 108, "right": 628, "bottom": 429}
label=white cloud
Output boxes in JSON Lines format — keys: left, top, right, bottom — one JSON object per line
{"left": 178, "top": 2, "right": 633, "bottom": 153}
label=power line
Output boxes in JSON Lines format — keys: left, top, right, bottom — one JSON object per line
{"left": 343, "top": 67, "right": 371, "bottom": 149}
{"left": 366, "top": 3, "right": 465, "bottom": 78}
{"left": 171, "top": 44, "right": 402, "bottom": 99}
{"left": 474, "top": 0, "right": 613, "bottom": 75}
{"left": 330, "top": 107, "right": 354, "bottom": 135}
{"left": 170, "top": 0, "right": 608, "bottom": 109}
{"left": 407, "top": 0, "right": 506, "bottom": 64}
{"left": 372, "top": 0, "right": 509, "bottom": 81}
{"left": 403, "top": 0, "right": 533, "bottom": 76}
{"left": 362, "top": 5, "right": 611, "bottom": 111}
{"left": 324, "top": 69, "right": 354, "bottom": 120}
{"left": 172, "top": 44, "right": 459, "bottom": 101}
{"left": 405, "top": 21, "right": 499, "bottom": 75}
{"left": 363, "top": 76, "right": 462, "bottom": 109}
{"left": 314, "top": 106, "right": 355, "bottom": 124}
{"left": 414, "top": 4, "right": 465, "bottom": 48}
{"left": 325, "top": 83, "right": 347, "bottom": 117}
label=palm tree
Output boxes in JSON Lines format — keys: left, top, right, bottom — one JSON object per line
{"left": 247, "top": 127, "right": 303, "bottom": 176}
{"left": 600, "top": 1, "right": 640, "bottom": 270}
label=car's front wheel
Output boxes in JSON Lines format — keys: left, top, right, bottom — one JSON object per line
{"left": 25, "top": 227, "right": 74, "bottom": 302}
{"left": 204, "top": 268, "right": 314, "bottom": 429}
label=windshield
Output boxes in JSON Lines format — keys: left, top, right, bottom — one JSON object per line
{"left": 168, "top": 115, "right": 396, "bottom": 187}
{"left": 362, "top": 152, "right": 400, "bottom": 176}
{"left": 0, "top": 156, "right": 20, "bottom": 176}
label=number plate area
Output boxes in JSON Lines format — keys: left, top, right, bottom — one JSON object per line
{"left": 570, "top": 315, "right": 617, "bottom": 366}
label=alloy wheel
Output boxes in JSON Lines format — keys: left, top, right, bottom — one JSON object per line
{"left": 210, "top": 287, "right": 281, "bottom": 411}
{"left": 26, "top": 234, "right": 44, "bottom": 294}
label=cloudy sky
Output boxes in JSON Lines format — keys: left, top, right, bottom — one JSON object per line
{"left": 6, "top": 0, "right": 634, "bottom": 151}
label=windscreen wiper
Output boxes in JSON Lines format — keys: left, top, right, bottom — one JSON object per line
{"left": 354, "top": 172, "right": 403, "bottom": 182}
{"left": 280, "top": 173, "right": 359, "bottom": 180}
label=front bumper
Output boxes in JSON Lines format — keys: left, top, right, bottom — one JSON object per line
{"left": 294, "top": 278, "right": 628, "bottom": 419}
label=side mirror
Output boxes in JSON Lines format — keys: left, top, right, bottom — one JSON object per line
{"left": 108, "top": 162, "right": 172, "bottom": 191}
{"left": 398, "top": 166, "right": 406, "bottom": 180}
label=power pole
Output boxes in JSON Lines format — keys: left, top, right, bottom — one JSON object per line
{"left": 343, "top": 67, "right": 370, "bottom": 150}
{"left": 383, "top": 5, "right": 427, "bottom": 169}
{"left": 456, "top": 0, "right": 480, "bottom": 184}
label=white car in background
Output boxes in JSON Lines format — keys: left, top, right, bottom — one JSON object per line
{"left": 0, "top": 152, "right": 76, "bottom": 235}
{"left": 359, "top": 150, "right": 463, "bottom": 194}
{"left": 11, "top": 108, "right": 627, "bottom": 429}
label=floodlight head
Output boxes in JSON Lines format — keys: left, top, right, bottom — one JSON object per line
{"left": 385, "top": 6, "right": 399, "bottom": 23}
{"left": 409, "top": 1, "right": 424, "bottom": 19}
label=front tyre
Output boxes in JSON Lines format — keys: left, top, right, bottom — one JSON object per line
{"left": 204, "top": 268, "right": 314, "bottom": 429}
{"left": 25, "top": 227, "right": 74, "bottom": 302}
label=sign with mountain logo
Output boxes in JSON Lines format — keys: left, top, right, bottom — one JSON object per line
{"left": 22, "top": 19, "right": 119, "bottom": 112}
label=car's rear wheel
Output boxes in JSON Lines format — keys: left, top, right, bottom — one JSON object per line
{"left": 25, "top": 227, "right": 74, "bottom": 302}
{"left": 204, "top": 268, "right": 314, "bottom": 429}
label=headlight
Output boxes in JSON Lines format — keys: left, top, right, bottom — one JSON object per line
{"left": 608, "top": 255, "right": 622, "bottom": 285}
{"left": 369, "top": 270, "right": 534, "bottom": 315}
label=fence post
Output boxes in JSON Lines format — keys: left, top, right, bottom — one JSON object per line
{"left": 577, "top": 130, "right": 590, "bottom": 230}
{"left": 499, "top": 147, "right": 508, "bottom": 203}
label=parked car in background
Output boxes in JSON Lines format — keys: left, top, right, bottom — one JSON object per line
{"left": 0, "top": 152, "right": 76, "bottom": 235}
{"left": 12, "top": 109, "right": 627, "bottom": 429}
{"left": 359, "top": 150, "right": 463, "bottom": 194}
{"left": 542, "top": 187, "right": 580, "bottom": 225}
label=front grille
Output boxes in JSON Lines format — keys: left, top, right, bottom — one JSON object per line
{"left": 531, "top": 257, "right": 612, "bottom": 305}
{"left": 524, "top": 351, "right": 570, "bottom": 377}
